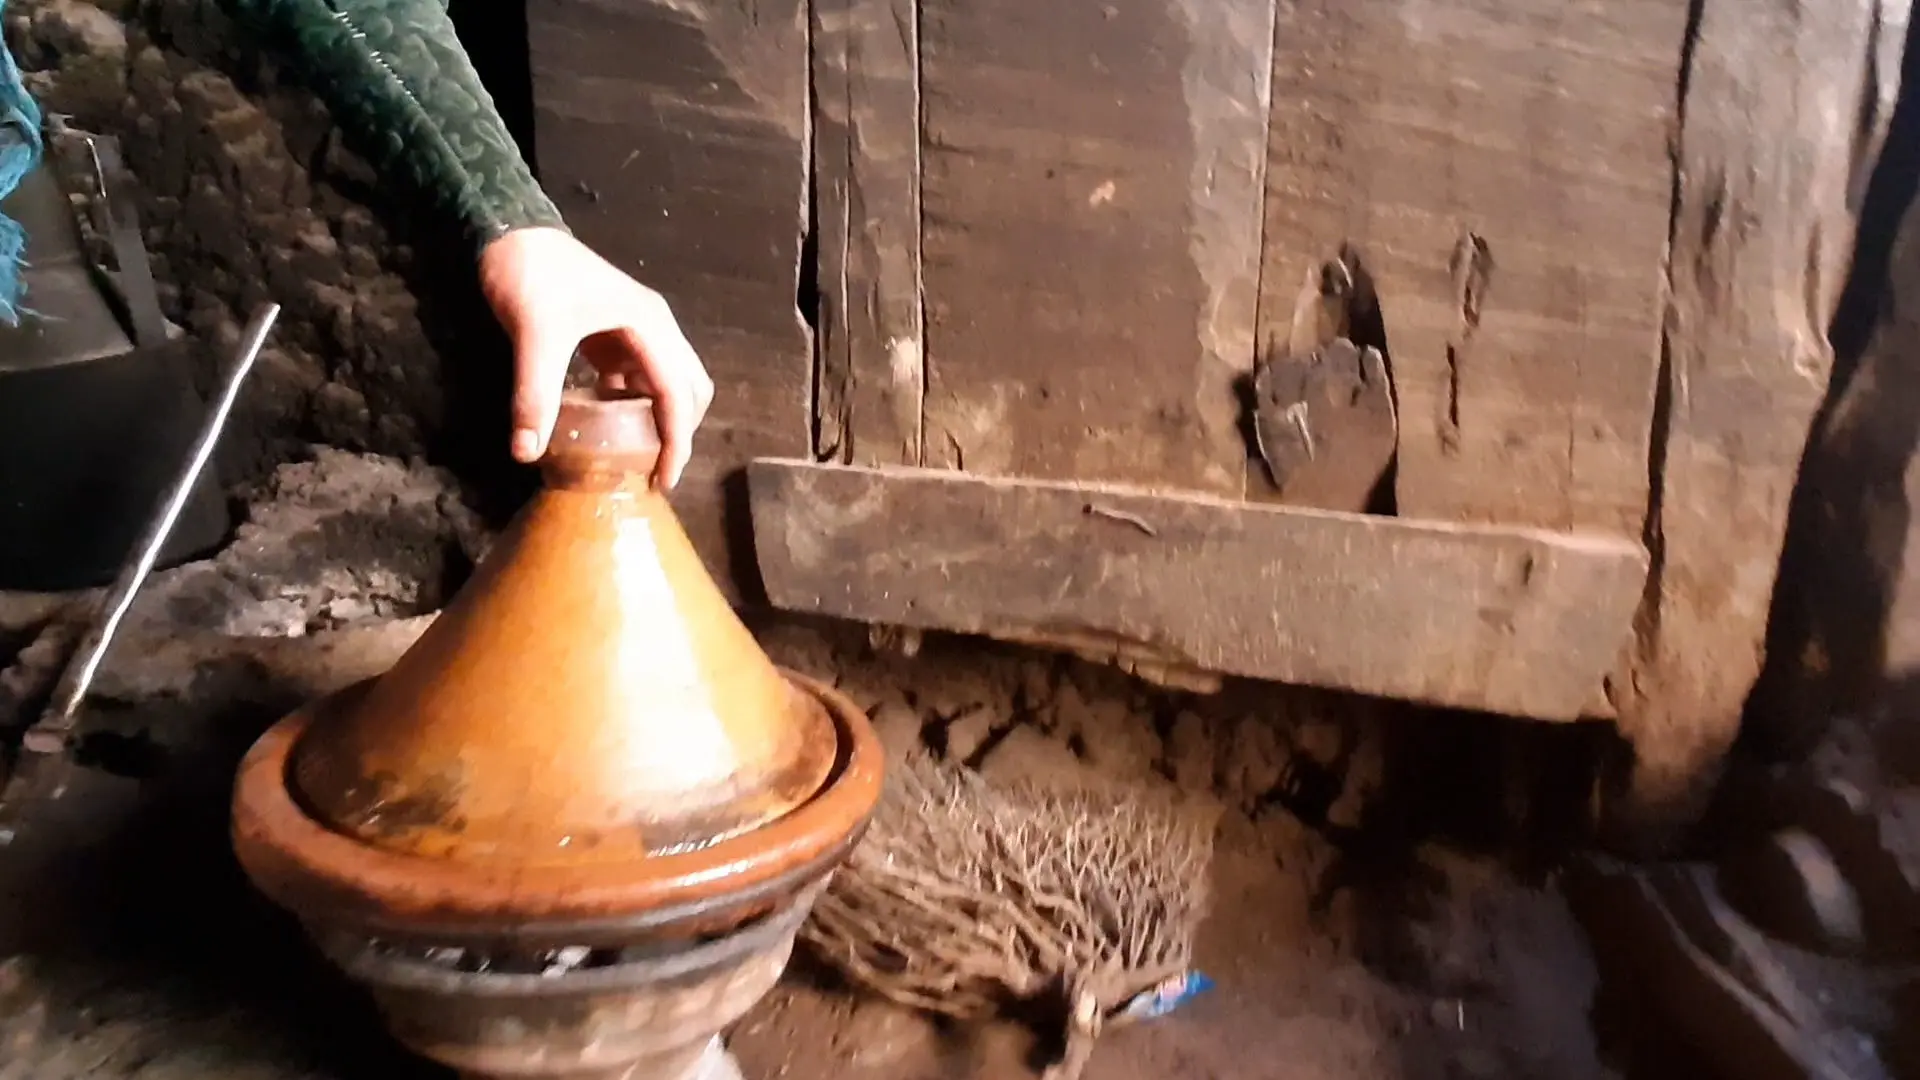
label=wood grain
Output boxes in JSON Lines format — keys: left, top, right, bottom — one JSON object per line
{"left": 811, "top": 0, "right": 925, "bottom": 467}
{"left": 916, "top": 0, "right": 1275, "bottom": 494}
{"left": 529, "top": 0, "right": 813, "bottom": 598}
{"left": 750, "top": 458, "right": 1649, "bottom": 720}
{"left": 1257, "top": 0, "right": 1684, "bottom": 534}
{"left": 1615, "top": 0, "right": 1914, "bottom": 834}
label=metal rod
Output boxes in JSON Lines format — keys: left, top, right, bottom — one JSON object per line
{"left": 29, "top": 302, "right": 281, "bottom": 740}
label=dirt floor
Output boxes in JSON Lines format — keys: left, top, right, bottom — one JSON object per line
{"left": 0, "top": 665, "right": 1616, "bottom": 1080}
{"left": 0, "top": 834, "right": 1609, "bottom": 1080}
{"left": 0, "top": 775, "right": 1617, "bottom": 1080}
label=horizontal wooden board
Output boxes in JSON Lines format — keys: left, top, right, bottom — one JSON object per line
{"left": 749, "top": 458, "right": 1649, "bottom": 720}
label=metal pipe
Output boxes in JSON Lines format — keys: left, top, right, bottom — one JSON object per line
{"left": 26, "top": 301, "right": 281, "bottom": 748}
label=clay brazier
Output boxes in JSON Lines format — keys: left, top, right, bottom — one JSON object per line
{"left": 232, "top": 389, "right": 884, "bottom": 1080}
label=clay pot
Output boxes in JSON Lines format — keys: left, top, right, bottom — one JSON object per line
{"left": 291, "top": 387, "right": 843, "bottom": 871}
{"left": 231, "top": 389, "right": 884, "bottom": 1079}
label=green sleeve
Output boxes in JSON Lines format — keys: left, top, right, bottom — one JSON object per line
{"left": 221, "top": 0, "right": 567, "bottom": 253}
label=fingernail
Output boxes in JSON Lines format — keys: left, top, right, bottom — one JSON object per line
{"left": 511, "top": 429, "right": 539, "bottom": 461}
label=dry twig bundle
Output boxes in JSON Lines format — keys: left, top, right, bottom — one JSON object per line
{"left": 802, "top": 752, "right": 1217, "bottom": 1079}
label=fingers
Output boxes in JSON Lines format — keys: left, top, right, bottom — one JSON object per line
{"left": 510, "top": 319, "right": 573, "bottom": 463}
{"left": 509, "top": 281, "right": 712, "bottom": 485}
{"left": 650, "top": 369, "right": 692, "bottom": 491}
{"left": 626, "top": 342, "right": 704, "bottom": 490}
{"left": 618, "top": 297, "right": 711, "bottom": 491}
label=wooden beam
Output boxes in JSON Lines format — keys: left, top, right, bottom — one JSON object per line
{"left": 1257, "top": 0, "right": 1684, "bottom": 534}
{"left": 1614, "top": 0, "right": 1913, "bottom": 834}
{"left": 810, "top": 0, "right": 925, "bottom": 467}
{"left": 748, "top": 458, "right": 1649, "bottom": 721}
{"left": 916, "top": 0, "right": 1275, "bottom": 494}
{"left": 529, "top": 0, "right": 812, "bottom": 600}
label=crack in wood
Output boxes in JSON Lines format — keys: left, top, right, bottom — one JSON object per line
{"left": 809, "top": 0, "right": 925, "bottom": 468}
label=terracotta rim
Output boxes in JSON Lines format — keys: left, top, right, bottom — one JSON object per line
{"left": 232, "top": 669, "right": 883, "bottom": 942}
{"left": 540, "top": 390, "right": 665, "bottom": 489}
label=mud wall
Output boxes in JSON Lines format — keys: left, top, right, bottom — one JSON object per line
{"left": 2, "top": 0, "right": 524, "bottom": 511}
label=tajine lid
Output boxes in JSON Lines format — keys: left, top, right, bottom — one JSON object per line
{"left": 287, "top": 390, "right": 839, "bottom": 869}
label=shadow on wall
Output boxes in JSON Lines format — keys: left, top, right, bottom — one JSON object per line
{"left": 1753, "top": 11, "right": 1920, "bottom": 757}
{"left": 449, "top": 0, "right": 535, "bottom": 168}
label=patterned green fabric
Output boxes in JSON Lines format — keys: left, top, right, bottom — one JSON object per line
{"left": 222, "top": 0, "right": 565, "bottom": 252}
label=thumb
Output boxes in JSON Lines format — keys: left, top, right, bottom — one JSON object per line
{"left": 511, "top": 320, "right": 574, "bottom": 463}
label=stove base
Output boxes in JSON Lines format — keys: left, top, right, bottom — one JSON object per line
{"left": 318, "top": 892, "right": 814, "bottom": 1080}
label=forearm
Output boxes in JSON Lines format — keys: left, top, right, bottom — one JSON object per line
{"left": 222, "top": 0, "right": 565, "bottom": 252}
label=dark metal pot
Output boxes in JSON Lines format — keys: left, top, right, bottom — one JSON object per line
{"left": 0, "top": 132, "right": 227, "bottom": 591}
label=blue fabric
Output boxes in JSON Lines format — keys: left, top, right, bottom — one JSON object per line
{"left": 0, "top": 0, "right": 44, "bottom": 327}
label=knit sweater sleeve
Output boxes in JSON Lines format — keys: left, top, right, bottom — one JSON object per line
{"left": 221, "top": 0, "right": 566, "bottom": 253}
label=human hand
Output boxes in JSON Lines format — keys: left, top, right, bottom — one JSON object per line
{"left": 478, "top": 227, "right": 714, "bottom": 489}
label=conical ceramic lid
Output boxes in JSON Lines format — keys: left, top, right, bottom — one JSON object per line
{"left": 288, "top": 390, "right": 839, "bottom": 868}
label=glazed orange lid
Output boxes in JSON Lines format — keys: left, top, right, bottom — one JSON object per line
{"left": 286, "top": 389, "right": 838, "bottom": 870}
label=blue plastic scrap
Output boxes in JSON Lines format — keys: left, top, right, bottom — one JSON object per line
{"left": 1111, "top": 970, "right": 1214, "bottom": 1026}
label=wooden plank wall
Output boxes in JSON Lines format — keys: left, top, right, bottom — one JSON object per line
{"left": 811, "top": 0, "right": 924, "bottom": 468}
{"left": 1259, "top": 0, "right": 1682, "bottom": 536}
{"left": 530, "top": 0, "right": 1682, "bottom": 572}
{"left": 529, "top": 0, "right": 1911, "bottom": 828}
{"left": 914, "top": 0, "right": 1274, "bottom": 495}
{"left": 529, "top": 0, "right": 813, "bottom": 600}
{"left": 798, "top": 0, "right": 1692, "bottom": 536}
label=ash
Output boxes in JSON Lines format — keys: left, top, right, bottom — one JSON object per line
{"left": 0, "top": 446, "right": 485, "bottom": 674}
{"left": 141, "top": 447, "right": 487, "bottom": 639}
